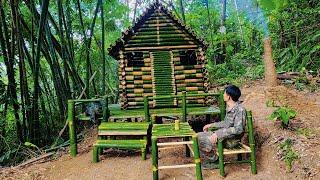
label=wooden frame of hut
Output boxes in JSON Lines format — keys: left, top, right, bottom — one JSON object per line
{"left": 108, "top": 1, "right": 209, "bottom": 110}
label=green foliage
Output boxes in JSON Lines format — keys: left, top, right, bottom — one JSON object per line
{"left": 279, "top": 139, "right": 299, "bottom": 171}
{"left": 267, "top": 106, "right": 296, "bottom": 128}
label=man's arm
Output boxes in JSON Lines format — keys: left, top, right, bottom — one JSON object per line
{"left": 214, "top": 108, "right": 246, "bottom": 139}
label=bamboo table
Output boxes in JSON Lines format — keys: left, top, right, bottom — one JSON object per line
{"left": 151, "top": 122, "right": 202, "bottom": 180}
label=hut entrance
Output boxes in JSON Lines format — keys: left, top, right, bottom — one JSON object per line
{"left": 150, "top": 51, "right": 176, "bottom": 107}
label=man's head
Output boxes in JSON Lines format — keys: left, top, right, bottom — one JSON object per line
{"left": 223, "top": 85, "right": 241, "bottom": 102}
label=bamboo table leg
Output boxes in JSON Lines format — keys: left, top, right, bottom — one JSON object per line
{"left": 184, "top": 137, "right": 191, "bottom": 157}
{"left": 192, "top": 134, "right": 203, "bottom": 180}
{"left": 152, "top": 136, "right": 158, "bottom": 180}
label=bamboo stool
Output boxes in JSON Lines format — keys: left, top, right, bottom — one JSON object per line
{"left": 151, "top": 122, "right": 202, "bottom": 180}
{"left": 216, "top": 110, "right": 257, "bottom": 177}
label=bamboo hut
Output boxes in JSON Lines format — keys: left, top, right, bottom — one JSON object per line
{"left": 108, "top": 1, "right": 209, "bottom": 109}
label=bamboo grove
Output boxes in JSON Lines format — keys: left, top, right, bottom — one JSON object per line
{"left": 0, "top": 0, "right": 111, "bottom": 146}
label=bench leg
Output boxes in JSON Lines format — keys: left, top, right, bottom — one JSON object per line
{"left": 250, "top": 144, "right": 257, "bottom": 174}
{"left": 152, "top": 137, "right": 158, "bottom": 180}
{"left": 141, "top": 148, "right": 146, "bottom": 160}
{"left": 93, "top": 146, "right": 99, "bottom": 163}
{"left": 184, "top": 137, "right": 191, "bottom": 157}
{"left": 218, "top": 141, "right": 225, "bottom": 177}
{"left": 192, "top": 135, "right": 203, "bottom": 180}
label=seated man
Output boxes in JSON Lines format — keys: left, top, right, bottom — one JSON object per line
{"left": 198, "top": 85, "right": 246, "bottom": 169}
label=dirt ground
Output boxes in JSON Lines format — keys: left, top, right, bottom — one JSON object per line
{"left": 1, "top": 80, "right": 319, "bottom": 180}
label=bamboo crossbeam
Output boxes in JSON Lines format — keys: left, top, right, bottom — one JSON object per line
{"left": 174, "top": 69, "right": 203, "bottom": 75}
{"left": 176, "top": 79, "right": 203, "bottom": 83}
{"left": 157, "top": 141, "right": 193, "bottom": 147}
{"left": 126, "top": 84, "right": 153, "bottom": 89}
{"left": 98, "top": 131, "right": 147, "bottom": 136}
{"left": 125, "top": 45, "right": 198, "bottom": 51}
{"left": 158, "top": 164, "right": 196, "bottom": 170}
{"left": 126, "top": 80, "right": 152, "bottom": 84}
{"left": 176, "top": 83, "right": 203, "bottom": 87}
{"left": 125, "top": 71, "right": 151, "bottom": 76}
{"left": 127, "top": 93, "right": 153, "bottom": 97}
{"left": 131, "top": 34, "right": 188, "bottom": 39}
{"left": 175, "top": 73, "right": 204, "bottom": 80}
{"left": 126, "top": 88, "right": 153, "bottom": 93}
{"left": 125, "top": 67, "right": 152, "bottom": 71}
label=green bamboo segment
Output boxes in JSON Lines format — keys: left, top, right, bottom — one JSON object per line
{"left": 174, "top": 69, "right": 203, "bottom": 75}
{"left": 126, "top": 88, "right": 153, "bottom": 93}
{"left": 125, "top": 67, "right": 152, "bottom": 71}
{"left": 218, "top": 140, "right": 225, "bottom": 177}
{"left": 126, "top": 80, "right": 152, "bottom": 84}
{"left": 68, "top": 100, "right": 77, "bottom": 157}
{"left": 128, "top": 37, "right": 193, "bottom": 44}
{"left": 128, "top": 101, "right": 149, "bottom": 106}
{"left": 94, "top": 140, "right": 147, "bottom": 150}
{"left": 131, "top": 33, "right": 188, "bottom": 40}
{"left": 125, "top": 41, "right": 195, "bottom": 47}
{"left": 177, "top": 87, "right": 204, "bottom": 91}
{"left": 192, "top": 135, "right": 203, "bottom": 180}
{"left": 127, "top": 93, "right": 153, "bottom": 97}
{"left": 176, "top": 83, "right": 203, "bottom": 87}
{"left": 125, "top": 71, "right": 151, "bottom": 76}
{"left": 92, "top": 146, "right": 99, "bottom": 163}
{"left": 99, "top": 122, "right": 149, "bottom": 130}
{"left": 182, "top": 91, "right": 187, "bottom": 122}
{"left": 175, "top": 73, "right": 203, "bottom": 80}
{"left": 152, "top": 137, "right": 158, "bottom": 180}
{"left": 125, "top": 75, "right": 152, "bottom": 81}
{"left": 175, "top": 79, "right": 203, "bottom": 83}
{"left": 126, "top": 84, "right": 153, "bottom": 89}
{"left": 219, "top": 91, "right": 226, "bottom": 121}
{"left": 247, "top": 111, "right": 257, "bottom": 174}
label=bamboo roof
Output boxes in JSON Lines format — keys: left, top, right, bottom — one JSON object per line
{"left": 108, "top": 1, "right": 208, "bottom": 59}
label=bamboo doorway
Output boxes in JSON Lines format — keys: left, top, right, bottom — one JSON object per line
{"left": 150, "top": 51, "right": 176, "bottom": 107}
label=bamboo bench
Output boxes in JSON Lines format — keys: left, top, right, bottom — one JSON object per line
{"left": 92, "top": 139, "right": 148, "bottom": 162}
{"left": 216, "top": 110, "right": 257, "bottom": 177}
{"left": 93, "top": 122, "right": 150, "bottom": 162}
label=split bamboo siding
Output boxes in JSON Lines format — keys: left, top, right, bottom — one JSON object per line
{"left": 109, "top": 2, "right": 209, "bottom": 109}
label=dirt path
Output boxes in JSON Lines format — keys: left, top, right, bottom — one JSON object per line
{"left": 1, "top": 81, "right": 319, "bottom": 180}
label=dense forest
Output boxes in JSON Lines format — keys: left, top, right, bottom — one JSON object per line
{"left": 0, "top": 0, "right": 319, "bottom": 166}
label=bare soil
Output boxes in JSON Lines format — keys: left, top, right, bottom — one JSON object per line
{"left": 1, "top": 80, "right": 319, "bottom": 180}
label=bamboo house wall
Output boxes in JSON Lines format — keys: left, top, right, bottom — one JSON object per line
{"left": 109, "top": 2, "right": 209, "bottom": 109}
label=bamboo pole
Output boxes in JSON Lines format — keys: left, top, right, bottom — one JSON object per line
{"left": 219, "top": 91, "right": 226, "bottom": 121}
{"left": 175, "top": 73, "right": 203, "bottom": 80}
{"left": 247, "top": 111, "right": 257, "bottom": 174}
{"left": 68, "top": 100, "right": 77, "bottom": 157}
{"left": 192, "top": 134, "right": 203, "bottom": 180}
{"left": 182, "top": 91, "right": 187, "bottom": 122}
{"left": 218, "top": 140, "right": 225, "bottom": 177}
{"left": 152, "top": 137, "right": 158, "bottom": 180}
{"left": 125, "top": 45, "right": 198, "bottom": 51}
{"left": 144, "top": 96, "right": 150, "bottom": 122}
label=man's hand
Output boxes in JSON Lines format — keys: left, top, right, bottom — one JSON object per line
{"left": 209, "top": 133, "right": 218, "bottom": 144}
{"left": 203, "top": 124, "right": 212, "bottom": 132}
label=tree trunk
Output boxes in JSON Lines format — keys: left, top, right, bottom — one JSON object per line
{"left": 263, "top": 37, "right": 278, "bottom": 87}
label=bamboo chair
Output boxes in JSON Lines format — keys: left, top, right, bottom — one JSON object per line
{"left": 216, "top": 110, "right": 257, "bottom": 177}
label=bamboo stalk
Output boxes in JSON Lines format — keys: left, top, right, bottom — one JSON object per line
{"left": 175, "top": 74, "right": 204, "bottom": 80}
{"left": 125, "top": 67, "right": 152, "bottom": 71}
{"left": 125, "top": 45, "right": 198, "bottom": 51}
{"left": 67, "top": 100, "right": 77, "bottom": 157}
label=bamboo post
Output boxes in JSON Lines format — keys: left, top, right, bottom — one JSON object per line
{"left": 102, "top": 96, "right": 109, "bottom": 122}
{"left": 218, "top": 140, "right": 225, "bottom": 177}
{"left": 219, "top": 91, "right": 226, "bottom": 121}
{"left": 184, "top": 136, "right": 191, "bottom": 157}
{"left": 192, "top": 134, "right": 203, "bottom": 180}
{"left": 92, "top": 146, "right": 99, "bottom": 163}
{"left": 247, "top": 111, "right": 257, "bottom": 174}
{"left": 68, "top": 100, "right": 77, "bottom": 157}
{"left": 182, "top": 91, "right": 187, "bottom": 122}
{"left": 152, "top": 136, "right": 159, "bottom": 180}
{"left": 144, "top": 96, "right": 150, "bottom": 122}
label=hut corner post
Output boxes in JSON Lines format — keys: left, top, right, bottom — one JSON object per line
{"left": 68, "top": 100, "right": 77, "bottom": 157}
{"left": 219, "top": 90, "right": 226, "bottom": 121}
